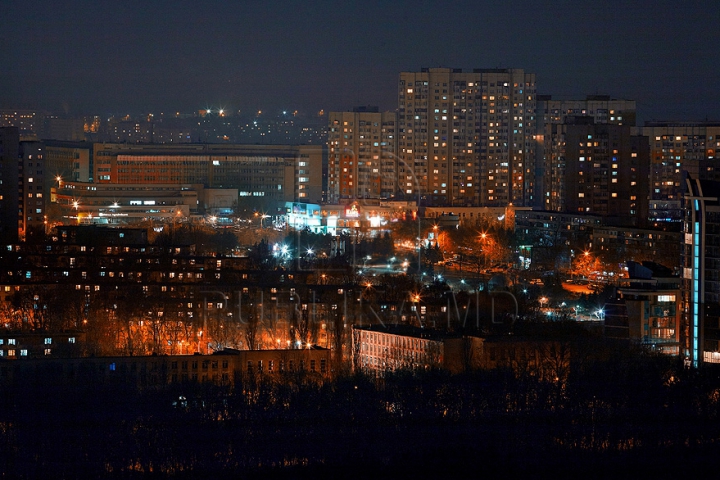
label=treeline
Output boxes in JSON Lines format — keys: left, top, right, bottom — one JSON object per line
{"left": 2, "top": 351, "right": 720, "bottom": 478}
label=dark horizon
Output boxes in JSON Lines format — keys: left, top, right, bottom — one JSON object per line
{"left": 2, "top": 0, "right": 719, "bottom": 123}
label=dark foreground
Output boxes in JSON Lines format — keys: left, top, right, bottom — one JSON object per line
{"left": 2, "top": 352, "right": 720, "bottom": 479}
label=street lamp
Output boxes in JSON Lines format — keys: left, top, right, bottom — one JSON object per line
{"left": 72, "top": 200, "right": 80, "bottom": 223}
{"left": 479, "top": 232, "right": 490, "bottom": 270}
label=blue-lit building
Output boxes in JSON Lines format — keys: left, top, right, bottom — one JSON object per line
{"left": 683, "top": 177, "right": 720, "bottom": 366}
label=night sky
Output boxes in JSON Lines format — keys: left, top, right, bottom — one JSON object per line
{"left": 2, "top": 0, "right": 718, "bottom": 122}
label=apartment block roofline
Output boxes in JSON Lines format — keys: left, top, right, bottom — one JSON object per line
{"left": 416, "top": 67, "right": 525, "bottom": 74}
{"left": 644, "top": 121, "right": 720, "bottom": 127}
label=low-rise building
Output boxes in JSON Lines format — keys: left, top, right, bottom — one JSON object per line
{"left": 604, "top": 261, "right": 681, "bottom": 355}
{"left": 352, "top": 324, "right": 573, "bottom": 380}
{"left": 0, "top": 331, "right": 85, "bottom": 359}
{"left": 0, "top": 347, "right": 332, "bottom": 387}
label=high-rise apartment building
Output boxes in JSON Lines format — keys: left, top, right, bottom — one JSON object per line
{"left": 536, "top": 95, "right": 636, "bottom": 207}
{"left": 537, "top": 95, "right": 636, "bottom": 128}
{"left": 0, "top": 110, "right": 41, "bottom": 137}
{"left": 635, "top": 122, "right": 720, "bottom": 224}
{"left": 19, "top": 141, "right": 46, "bottom": 240}
{"left": 543, "top": 118, "right": 649, "bottom": 225}
{"left": 398, "top": 68, "right": 536, "bottom": 207}
{"left": 0, "top": 127, "right": 20, "bottom": 244}
{"left": 327, "top": 108, "right": 397, "bottom": 203}
{"left": 682, "top": 177, "right": 720, "bottom": 367}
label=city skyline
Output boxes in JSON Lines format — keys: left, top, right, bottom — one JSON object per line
{"left": 2, "top": 0, "right": 719, "bottom": 122}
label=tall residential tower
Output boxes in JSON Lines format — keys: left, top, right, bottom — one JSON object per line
{"left": 398, "top": 68, "right": 537, "bottom": 207}
{"left": 327, "top": 108, "right": 397, "bottom": 203}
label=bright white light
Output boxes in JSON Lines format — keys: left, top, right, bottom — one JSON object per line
{"left": 306, "top": 248, "right": 314, "bottom": 255}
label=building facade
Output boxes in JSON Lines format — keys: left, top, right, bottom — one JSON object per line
{"left": 352, "top": 324, "right": 574, "bottom": 379}
{"left": 0, "top": 109, "right": 41, "bottom": 137}
{"left": 91, "top": 143, "right": 323, "bottom": 204}
{"left": 682, "top": 177, "right": 720, "bottom": 367}
{"left": 398, "top": 68, "right": 537, "bottom": 207}
{"left": 0, "top": 127, "right": 20, "bottom": 244}
{"left": 593, "top": 225, "right": 681, "bottom": 265}
{"left": 327, "top": 108, "right": 397, "bottom": 203}
{"left": 605, "top": 261, "right": 681, "bottom": 355}
{"left": 19, "top": 141, "right": 46, "bottom": 240}
{"left": 635, "top": 122, "right": 720, "bottom": 225}
{"left": 543, "top": 117, "right": 649, "bottom": 226}
{"left": 536, "top": 95, "right": 636, "bottom": 208}
{"left": 0, "top": 348, "right": 332, "bottom": 388}
{"left": 53, "top": 182, "right": 198, "bottom": 223}
{"left": 44, "top": 140, "right": 94, "bottom": 184}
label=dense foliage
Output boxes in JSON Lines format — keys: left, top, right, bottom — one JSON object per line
{"left": 2, "top": 350, "right": 720, "bottom": 478}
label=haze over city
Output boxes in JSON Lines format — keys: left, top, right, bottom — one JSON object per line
{"left": 2, "top": 0, "right": 719, "bottom": 121}
{"left": 5, "top": 1, "right": 720, "bottom": 477}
